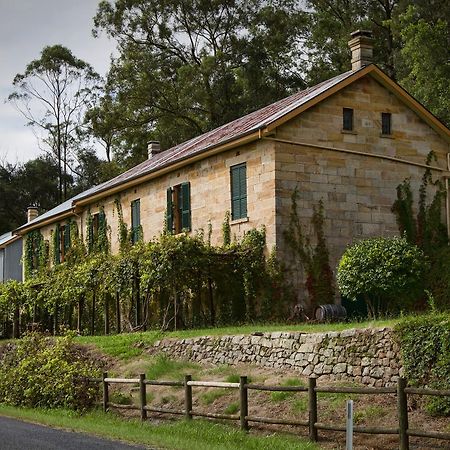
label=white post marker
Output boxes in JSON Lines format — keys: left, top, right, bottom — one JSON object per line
{"left": 346, "top": 399, "right": 353, "bottom": 450}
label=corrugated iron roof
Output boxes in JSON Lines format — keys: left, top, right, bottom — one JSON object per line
{"left": 76, "top": 69, "right": 355, "bottom": 199}
{"left": 15, "top": 184, "right": 102, "bottom": 232}
{"left": 0, "top": 231, "right": 20, "bottom": 248}
{"left": 14, "top": 68, "right": 357, "bottom": 232}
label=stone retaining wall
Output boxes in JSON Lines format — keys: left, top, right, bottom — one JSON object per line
{"left": 152, "top": 327, "right": 403, "bottom": 387}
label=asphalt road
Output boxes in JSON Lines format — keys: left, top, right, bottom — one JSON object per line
{"left": 0, "top": 416, "right": 150, "bottom": 450}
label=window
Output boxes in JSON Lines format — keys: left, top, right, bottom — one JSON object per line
{"left": 343, "top": 108, "right": 354, "bottom": 131}
{"left": 230, "top": 163, "right": 247, "bottom": 220}
{"left": 381, "top": 112, "right": 392, "bottom": 135}
{"left": 88, "top": 211, "right": 105, "bottom": 251}
{"left": 61, "top": 223, "right": 70, "bottom": 262}
{"left": 131, "top": 199, "right": 141, "bottom": 244}
{"left": 55, "top": 223, "right": 70, "bottom": 263}
{"left": 166, "top": 182, "right": 191, "bottom": 234}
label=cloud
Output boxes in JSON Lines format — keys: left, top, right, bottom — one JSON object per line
{"left": 0, "top": 0, "right": 117, "bottom": 164}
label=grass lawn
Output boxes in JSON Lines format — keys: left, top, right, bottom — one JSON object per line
{"left": 0, "top": 405, "right": 320, "bottom": 450}
{"left": 76, "top": 318, "right": 398, "bottom": 360}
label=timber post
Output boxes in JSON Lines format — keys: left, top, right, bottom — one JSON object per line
{"left": 139, "top": 373, "right": 147, "bottom": 421}
{"left": 239, "top": 376, "right": 249, "bottom": 431}
{"left": 102, "top": 371, "right": 109, "bottom": 412}
{"left": 309, "top": 377, "right": 318, "bottom": 441}
{"left": 398, "top": 377, "right": 409, "bottom": 450}
{"left": 184, "top": 374, "right": 193, "bottom": 420}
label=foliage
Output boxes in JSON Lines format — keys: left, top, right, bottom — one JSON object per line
{"left": 90, "top": 0, "right": 307, "bottom": 165}
{"left": 397, "top": 4, "right": 450, "bottom": 126}
{"left": 8, "top": 45, "right": 101, "bottom": 201}
{"left": 0, "top": 280, "right": 29, "bottom": 320}
{"left": 0, "top": 332, "right": 100, "bottom": 410}
{"left": 24, "top": 229, "right": 47, "bottom": 278}
{"left": 2, "top": 225, "right": 288, "bottom": 335}
{"left": 284, "top": 189, "right": 334, "bottom": 309}
{"left": 392, "top": 152, "right": 448, "bottom": 309}
{"left": 304, "top": 0, "right": 399, "bottom": 81}
{"left": 395, "top": 314, "right": 450, "bottom": 415}
{"left": 0, "top": 157, "right": 61, "bottom": 234}
{"left": 337, "top": 237, "right": 427, "bottom": 317}
{"left": 222, "top": 211, "right": 231, "bottom": 247}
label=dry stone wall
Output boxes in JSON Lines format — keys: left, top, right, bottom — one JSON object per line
{"left": 152, "top": 327, "right": 402, "bottom": 387}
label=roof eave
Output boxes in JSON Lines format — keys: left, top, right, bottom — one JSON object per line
{"left": 14, "top": 210, "right": 75, "bottom": 236}
{"left": 74, "top": 129, "right": 262, "bottom": 207}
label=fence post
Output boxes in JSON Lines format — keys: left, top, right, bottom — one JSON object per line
{"left": 184, "top": 375, "right": 193, "bottom": 420}
{"left": 397, "top": 377, "right": 409, "bottom": 450}
{"left": 102, "top": 372, "right": 109, "bottom": 413}
{"left": 240, "top": 376, "right": 249, "bottom": 431}
{"left": 139, "top": 373, "right": 147, "bottom": 421}
{"left": 308, "top": 377, "right": 318, "bottom": 442}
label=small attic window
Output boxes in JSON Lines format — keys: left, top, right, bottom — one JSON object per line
{"left": 382, "top": 112, "right": 392, "bottom": 135}
{"left": 343, "top": 108, "right": 354, "bottom": 131}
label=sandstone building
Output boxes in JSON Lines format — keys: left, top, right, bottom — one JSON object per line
{"left": 14, "top": 31, "right": 450, "bottom": 304}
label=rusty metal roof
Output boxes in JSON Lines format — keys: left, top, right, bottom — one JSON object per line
{"left": 15, "top": 68, "right": 357, "bottom": 232}
{"left": 77, "top": 69, "right": 355, "bottom": 199}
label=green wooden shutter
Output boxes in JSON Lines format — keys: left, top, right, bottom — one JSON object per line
{"left": 231, "top": 164, "right": 247, "bottom": 220}
{"left": 64, "top": 223, "right": 71, "bottom": 253}
{"left": 239, "top": 164, "right": 247, "bottom": 218}
{"left": 166, "top": 188, "right": 173, "bottom": 233}
{"left": 180, "top": 182, "right": 191, "bottom": 231}
{"left": 54, "top": 226, "right": 60, "bottom": 264}
{"left": 131, "top": 200, "right": 140, "bottom": 243}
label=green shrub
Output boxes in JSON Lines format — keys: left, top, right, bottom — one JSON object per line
{"left": 426, "top": 246, "right": 450, "bottom": 311}
{"left": 337, "top": 237, "right": 427, "bottom": 317}
{"left": 0, "top": 332, "right": 100, "bottom": 410}
{"left": 395, "top": 314, "right": 450, "bottom": 415}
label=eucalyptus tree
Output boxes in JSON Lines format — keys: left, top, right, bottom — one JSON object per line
{"left": 9, "top": 45, "right": 101, "bottom": 201}
{"left": 91, "top": 0, "right": 308, "bottom": 165}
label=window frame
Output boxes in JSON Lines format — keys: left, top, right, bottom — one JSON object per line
{"left": 381, "top": 112, "right": 392, "bottom": 135}
{"left": 166, "top": 182, "right": 191, "bottom": 234}
{"left": 342, "top": 108, "right": 354, "bottom": 131}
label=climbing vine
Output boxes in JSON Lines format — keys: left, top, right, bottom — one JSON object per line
{"left": 114, "top": 197, "right": 129, "bottom": 251}
{"left": 3, "top": 223, "right": 288, "bottom": 337}
{"left": 284, "top": 188, "right": 335, "bottom": 310}
{"left": 24, "top": 230, "right": 46, "bottom": 278}
{"left": 392, "top": 151, "right": 449, "bottom": 310}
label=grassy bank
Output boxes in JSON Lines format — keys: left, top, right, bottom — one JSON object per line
{"left": 0, "top": 405, "right": 319, "bottom": 450}
{"left": 76, "top": 318, "right": 398, "bottom": 360}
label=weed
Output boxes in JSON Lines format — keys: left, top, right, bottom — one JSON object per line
{"left": 271, "top": 379, "right": 305, "bottom": 402}
{"left": 354, "top": 405, "right": 386, "bottom": 424}
{"left": 224, "top": 402, "right": 240, "bottom": 415}
{"left": 200, "top": 389, "right": 228, "bottom": 405}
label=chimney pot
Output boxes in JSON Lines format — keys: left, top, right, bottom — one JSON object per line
{"left": 348, "top": 30, "right": 374, "bottom": 71}
{"left": 148, "top": 141, "right": 161, "bottom": 158}
{"left": 27, "top": 206, "right": 39, "bottom": 223}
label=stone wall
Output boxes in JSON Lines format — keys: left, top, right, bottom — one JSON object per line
{"left": 274, "top": 76, "right": 449, "bottom": 303}
{"left": 152, "top": 327, "right": 403, "bottom": 387}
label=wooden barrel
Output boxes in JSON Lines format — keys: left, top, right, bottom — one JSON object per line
{"left": 315, "top": 304, "right": 347, "bottom": 322}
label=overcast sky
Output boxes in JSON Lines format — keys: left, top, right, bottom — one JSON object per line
{"left": 0, "top": 0, "right": 116, "bottom": 164}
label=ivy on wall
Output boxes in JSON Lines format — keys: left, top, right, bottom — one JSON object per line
{"left": 284, "top": 188, "right": 335, "bottom": 311}
{"left": 2, "top": 213, "right": 289, "bottom": 336}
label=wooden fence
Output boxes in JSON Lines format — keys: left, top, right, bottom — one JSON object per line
{"left": 90, "top": 373, "right": 450, "bottom": 450}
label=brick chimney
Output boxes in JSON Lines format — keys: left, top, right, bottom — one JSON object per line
{"left": 27, "top": 206, "right": 39, "bottom": 223}
{"left": 348, "top": 30, "right": 374, "bottom": 70}
{"left": 148, "top": 141, "right": 161, "bottom": 159}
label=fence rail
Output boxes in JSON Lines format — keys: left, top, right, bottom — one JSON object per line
{"left": 90, "top": 373, "right": 450, "bottom": 450}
